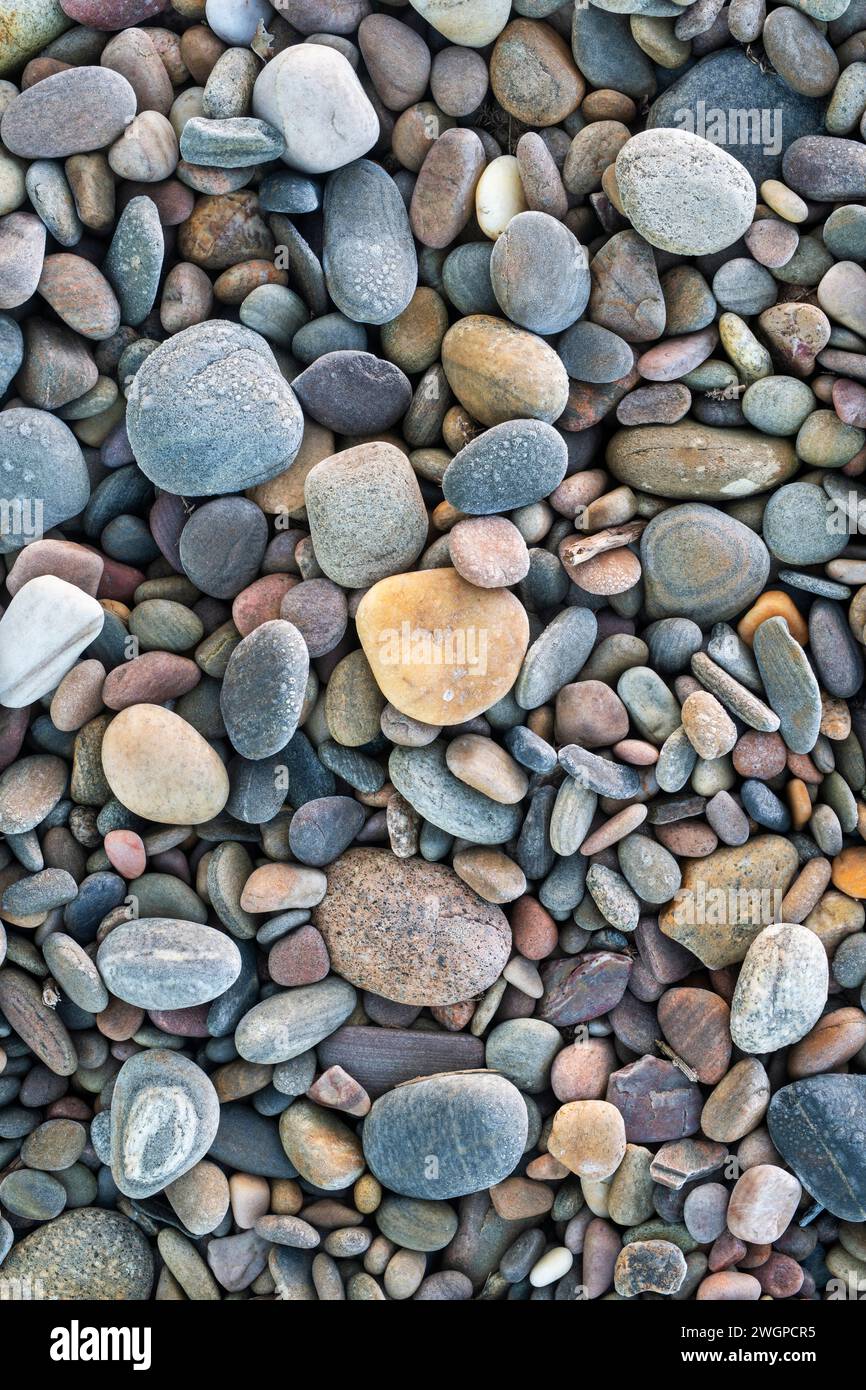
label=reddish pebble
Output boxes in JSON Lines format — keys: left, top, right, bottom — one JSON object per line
{"left": 95, "top": 555, "right": 146, "bottom": 602}
{"left": 697, "top": 1272, "right": 762, "bottom": 1300}
{"left": 6, "top": 539, "right": 105, "bottom": 597}
{"left": 148, "top": 1004, "right": 211, "bottom": 1037}
{"left": 104, "top": 829, "right": 146, "bottom": 879}
{"left": 59, "top": 0, "right": 170, "bottom": 28}
{"left": 232, "top": 574, "right": 298, "bottom": 637}
{"left": 833, "top": 378, "right": 866, "bottom": 428}
{"left": 511, "top": 895, "right": 559, "bottom": 959}
{"left": 732, "top": 730, "right": 788, "bottom": 779}
{"left": 307, "top": 1064, "right": 371, "bottom": 1117}
{"left": 654, "top": 820, "right": 718, "bottom": 857}
{"left": 707, "top": 1230, "right": 748, "bottom": 1271}
{"left": 47, "top": 1097, "right": 92, "bottom": 1120}
{"left": 268, "top": 925, "right": 330, "bottom": 986}
{"left": 96, "top": 996, "right": 145, "bottom": 1041}
{"left": 612, "top": 738, "right": 658, "bottom": 765}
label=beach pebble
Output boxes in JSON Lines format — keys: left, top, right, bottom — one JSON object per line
{"left": 252, "top": 45, "right": 378, "bottom": 175}
{"left": 362, "top": 1072, "right": 528, "bottom": 1199}
{"left": 314, "top": 848, "right": 510, "bottom": 1005}
{"left": 110, "top": 1049, "right": 220, "bottom": 1199}
{"left": 615, "top": 130, "right": 756, "bottom": 256}
{"left": 101, "top": 704, "right": 230, "bottom": 824}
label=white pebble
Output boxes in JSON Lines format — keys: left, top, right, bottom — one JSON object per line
{"left": 529, "top": 1246, "right": 574, "bottom": 1288}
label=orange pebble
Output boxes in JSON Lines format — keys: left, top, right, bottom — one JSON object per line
{"left": 832, "top": 846, "right": 866, "bottom": 898}
{"left": 431, "top": 499, "right": 465, "bottom": 531}
{"left": 737, "top": 591, "right": 808, "bottom": 646}
{"left": 787, "top": 778, "right": 813, "bottom": 831}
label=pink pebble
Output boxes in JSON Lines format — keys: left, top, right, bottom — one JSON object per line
{"left": 104, "top": 829, "right": 147, "bottom": 879}
{"left": 149, "top": 1005, "right": 212, "bottom": 1038}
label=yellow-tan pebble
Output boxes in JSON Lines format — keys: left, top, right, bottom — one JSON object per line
{"left": 452, "top": 845, "right": 527, "bottom": 902}
{"left": 356, "top": 568, "right": 530, "bottom": 725}
{"left": 441, "top": 314, "right": 569, "bottom": 426}
{"left": 239, "top": 862, "right": 328, "bottom": 912}
{"left": 445, "top": 732, "right": 529, "bottom": 803}
{"left": 719, "top": 312, "right": 772, "bottom": 382}
{"left": 548, "top": 1099, "right": 627, "bottom": 1179}
{"left": 760, "top": 179, "right": 808, "bottom": 224}
{"left": 354, "top": 1173, "right": 382, "bottom": 1214}
{"left": 475, "top": 154, "right": 527, "bottom": 238}
{"left": 101, "top": 703, "right": 229, "bottom": 825}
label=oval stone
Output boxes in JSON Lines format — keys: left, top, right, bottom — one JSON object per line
{"left": 252, "top": 44, "right": 378, "bottom": 175}
{"left": 443, "top": 419, "right": 567, "bottom": 513}
{"left": 641, "top": 503, "right": 770, "bottom": 625}
{"left": 235, "top": 978, "right": 357, "bottom": 1065}
{"left": 490, "top": 211, "right": 589, "bottom": 335}
{"left": 441, "top": 314, "right": 569, "bottom": 426}
{"left": 323, "top": 159, "right": 417, "bottom": 326}
{"left": 357, "top": 569, "right": 529, "bottom": 725}
{"left": 730, "top": 923, "right": 828, "bottom": 1053}
{"left": 1, "top": 67, "right": 136, "bottom": 158}
{"left": 0, "top": 1207, "right": 153, "bottom": 1300}
{"left": 362, "top": 1071, "right": 528, "bottom": 1199}
{"left": 110, "top": 1049, "right": 220, "bottom": 1199}
{"left": 126, "top": 321, "right": 303, "bottom": 496}
{"left": 220, "top": 619, "right": 309, "bottom": 760}
{"left": 0, "top": 408, "right": 90, "bottom": 549}
{"left": 314, "top": 848, "right": 511, "bottom": 1005}
{"left": 101, "top": 704, "right": 230, "bottom": 825}
{"left": 768, "top": 1076, "right": 866, "bottom": 1221}
{"left": 304, "top": 442, "right": 428, "bottom": 589}
{"left": 97, "top": 919, "right": 242, "bottom": 1010}
{"left": 608, "top": 423, "right": 797, "bottom": 502}
{"left": 615, "top": 129, "right": 756, "bottom": 255}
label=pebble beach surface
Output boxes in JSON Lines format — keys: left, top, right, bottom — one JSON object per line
{"left": 0, "top": 0, "right": 865, "bottom": 1309}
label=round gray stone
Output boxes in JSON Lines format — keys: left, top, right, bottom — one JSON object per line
{"left": 126, "top": 320, "right": 303, "bottom": 496}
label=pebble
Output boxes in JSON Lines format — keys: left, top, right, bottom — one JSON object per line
{"left": 441, "top": 314, "right": 569, "bottom": 426}
{"left": 220, "top": 619, "right": 309, "bottom": 760}
{"left": 609, "top": 423, "right": 796, "bottom": 503}
{"left": 362, "top": 1072, "right": 528, "bottom": 1199}
{"left": 101, "top": 704, "right": 229, "bottom": 824}
{"left": 753, "top": 616, "right": 822, "bottom": 755}
{"left": 357, "top": 571, "right": 528, "bottom": 726}
{"left": 1, "top": 66, "right": 137, "bottom": 157}
{"left": 0, "top": 1207, "right": 152, "bottom": 1299}
{"left": 126, "top": 321, "right": 303, "bottom": 496}
{"left": 323, "top": 159, "right": 416, "bottom": 326}
{"left": 0, "top": 576, "right": 103, "bottom": 708}
{"left": 490, "top": 211, "right": 589, "bottom": 335}
{"left": 304, "top": 442, "right": 427, "bottom": 588}
{"left": 315, "top": 848, "right": 510, "bottom": 1004}
{"left": 252, "top": 45, "right": 378, "bottom": 175}
{"left": 726, "top": 1164, "right": 802, "bottom": 1244}
{"left": 110, "top": 1048, "right": 220, "bottom": 1198}
{"left": 641, "top": 500, "right": 769, "bottom": 628}
{"left": 97, "top": 918, "right": 241, "bottom": 1009}
{"left": 235, "top": 978, "right": 357, "bottom": 1064}
{"left": 615, "top": 130, "right": 756, "bottom": 256}
{"left": 768, "top": 1076, "right": 866, "bottom": 1221}
{"left": 730, "top": 923, "right": 828, "bottom": 1053}
{"left": 615, "top": 1240, "right": 687, "bottom": 1297}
